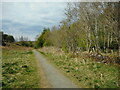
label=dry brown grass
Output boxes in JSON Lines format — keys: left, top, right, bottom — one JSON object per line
{"left": 1, "top": 43, "right": 32, "bottom": 51}
{"left": 2, "top": 45, "right": 41, "bottom": 88}
{"left": 38, "top": 46, "right": 119, "bottom": 88}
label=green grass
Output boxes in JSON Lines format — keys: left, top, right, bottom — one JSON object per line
{"left": 39, "top": 48, "right": 119, "bottom": 88}
{"left": 2, "top": 48, "right": 41, "bottom": 88}
{"left": 0, "top": 48, "right": 2, "bottom": 89}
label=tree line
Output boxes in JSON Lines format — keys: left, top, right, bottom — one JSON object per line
{"left": 16, "top": 36, "right": 33, "bottom": 47}
{"left": 0, "top": 32, "right": 33, "bottom": 47}
{"left": 0, "top": 32, "right": 15, "bottom": 46}
{"left": 35, "top": 2, "right": 119, "bottom": 55}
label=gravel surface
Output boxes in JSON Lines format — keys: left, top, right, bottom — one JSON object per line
{"left": 33, "top": 50, "right": 79, "bottom": 88}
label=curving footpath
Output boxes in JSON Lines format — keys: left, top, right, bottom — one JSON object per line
{"left": 33, "top": 50, "right": 79, "bottom": 88}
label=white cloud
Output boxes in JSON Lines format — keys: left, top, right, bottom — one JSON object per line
{"left": 2, "top": 0, "right": 119, "bottom": 2}
{"left": 1, "top": 2, "right": 66, "bottom": 40}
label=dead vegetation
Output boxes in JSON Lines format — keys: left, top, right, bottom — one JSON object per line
{"left": 38, "top": 47, "right": 119, "bottom": 88}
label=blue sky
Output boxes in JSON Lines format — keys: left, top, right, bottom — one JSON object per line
{"left": 1, "top": 2, "right": 66, "bottom": 41}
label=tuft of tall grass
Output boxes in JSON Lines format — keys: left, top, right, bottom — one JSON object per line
{"left": 39, "top": 47, "right": 119, "bottom": 88}
{"left": 2, "top": 48, "right": 41, "bottom": 88}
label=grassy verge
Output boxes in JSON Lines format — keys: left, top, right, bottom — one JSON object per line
{"left": 2, "top": 47, "right": 41, "bottom": 88}
{"left": 39, "top": 47, "right": 119, "bottom": 88}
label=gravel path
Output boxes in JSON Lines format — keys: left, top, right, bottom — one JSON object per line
{"left": 33, "top": 50, "right": 79, "bottom": 88}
